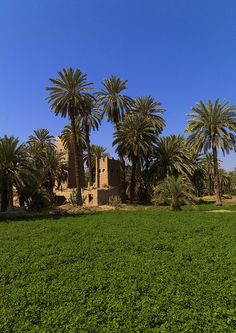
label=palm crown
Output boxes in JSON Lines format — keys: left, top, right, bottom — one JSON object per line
{"left": 186, "top": 99, "right": 236, "bottom": 153}
{"left": 97, "top": 75, "right": 133, "bottom": 125}
{"left": 150, "top": 135, "right": 194, "bottom": 179}
{"left": 46, "top": 68, "right": 93, "bottom": 119}
{"left": 130, "top": 96, "right": 165, "bottom": 133}
{"left": 113, "top": 113, "right": 156, "bottom": 163}
{"left": 185, "top": 99, "right": 236, "bottom": 205}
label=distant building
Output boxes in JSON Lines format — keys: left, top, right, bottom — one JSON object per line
{"left": 55, "top": 136, "right": 120, "bottom": 206}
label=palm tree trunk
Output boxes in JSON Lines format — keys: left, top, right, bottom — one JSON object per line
{"left": 85, "top": 124, "right": 93, "bottom": 186}
{"left": 78, "top": 144, "right": 85, "bottom": 188}
{"left": 96, "top": 157, "right": 100, "bottom": 188}
{"left": 130, "top": 158, "right": 136, "bottom": 203}
{"left": 212, "top": 146, "right": 222, "bottom": 206}
{"left": 71, "top": 114, "right": 82, "bottom": 205}
{"left": 119, "top": 153, "right": 126, "bottom": 202}
{"left": 1, "top": 180, "right": 8, "bottom": 212}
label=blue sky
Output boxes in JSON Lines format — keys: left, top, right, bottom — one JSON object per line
{"left": 1, "top": 0, "right": 236, "bottom": 170}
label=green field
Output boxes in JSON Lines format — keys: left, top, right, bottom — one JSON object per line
{"left": 0, "top": 210, "right": 235, "bottom": 332}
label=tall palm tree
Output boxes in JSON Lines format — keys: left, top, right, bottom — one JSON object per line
{"left": 113, "top": 113, "right": 156, "bottom": 202}
{"left": 130, "top": 96, "right": 165, "bottom": 134}
{"left": 80, "top": 96, "right": 101, "bottom": 185}
{"left": 150, "top": 135, "right": 194, "bottom": 180}
{"left": 60, "top": 122, "right": 86, "bottom": 188}
{"left": 201, "top": 153, "right": 216, "bottom": 195}
{"left": 97, "top": 75, "right": 133, "bottom": 201}
{"left": 46, "top": 68, "right": 93, "bottom": 204}
{"left": 42, "top": 149, "right": 68, "bottom": 195}
{"left": 28, "top": 128, "right": 55, "bottom": 148}
{"left": 84, "top": 144, "right": 110, "bottom": 184}
{"left": 60, "top": 122, "right": 86, "bottom": 150}
{"left": 185, "top": 99, "right": 236, "bottom": 205}
{"left": 28, "top": 128, "right": 55, "bottom": 168}
{"left": 0, "top": 136, "right": 35, "bottom": 212}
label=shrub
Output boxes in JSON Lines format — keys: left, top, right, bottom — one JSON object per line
{"left": 69, "top": 189, "right": 84, "bottom": 206}
{"left": 108, "top": 195, "right": 122, "bottom": 209}
{"left": 152, "top": 176, "right": 196, "bottom": 211}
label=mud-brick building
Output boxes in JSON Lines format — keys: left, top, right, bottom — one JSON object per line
{"left": 55, "top": 136, "right": 120, "bottom": 206}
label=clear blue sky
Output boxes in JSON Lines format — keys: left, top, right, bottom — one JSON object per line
{"left": 1, "top": 0, "right": 236, "bottom": 170}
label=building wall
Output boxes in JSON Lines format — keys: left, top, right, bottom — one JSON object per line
{"left": 55, "top": 136, "right": 85, "bottom": 189}
{"left": 55, "top": 137, "right": 121, "bottom": 205}
{"left": 83, "top": 187, "right": 120, "bottom": 206}
{"left": 95, "top": 157, "right": 120, "bottom": 188}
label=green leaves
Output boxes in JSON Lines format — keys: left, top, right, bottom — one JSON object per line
{"left": 46, "top": 68, "right": 93, "bottom": 120}
{"left": 0, "top": 211, "right": 235, "bottom": 331}
{"left": 185, "top": 99, "right": 236, "bottom": 154}
{"left": 96, "top": 75, "right": 133, "bottom": 124}
{"left": 152, "top": 176, "right": 196, "bottom": 210}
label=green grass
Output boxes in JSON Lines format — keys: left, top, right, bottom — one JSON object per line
{"left": 0, "top": 210, "right": 235, "bottom": 332}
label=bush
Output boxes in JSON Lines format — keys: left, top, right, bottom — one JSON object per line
{"left": 69, "top": 189, "right": 84, "bottom": 206}
{"left": 108, "top": 195, "right": 122, "bottom": 209}
{"left": 152, "top": 176, "right": 196, "bottom": 211}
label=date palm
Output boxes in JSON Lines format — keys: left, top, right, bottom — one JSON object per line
{"left": 61, "top": 122, "right": 86, "bottom": 188}
{"left": 130, "top": 96, "right": 165, "bottom": 134}
{"left": 46, "top": 68, "right": 93, "bottom": 204}
{"left": 185, "top": 99, "right": 236, "bottom": 205}
{"left": 152, "top": 176, "right": 195, "bottom": 211}
{"left": 84, "top": 144, "right": 109, "bottom": 184}
{"left": 97, "top": 75, "right": 133, "bottom": 201}
{"left": 113, "top": 113, "right": 156, "bottom": 202}
{"left": 150, "top": 135, "right": 194, "bottom": 180}
{"left": 0, "top": 136, "right": 35, "bottom": 211}
{"left": 201, "top": 153, "right": 216, "bottom": 195}
{"left": 28, "top": 128, "right": 55, "bottom": 168}
{"left": 80, "top": 96, "right": 101, "bottom": 185}
{"left": 97, "top": 75, "right": 133, "bottom": 123}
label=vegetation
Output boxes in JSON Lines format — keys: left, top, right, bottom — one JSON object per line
{"left": 185, "top": 99, "right": 236, "bottom": 205}
{"left": 0, "top": 136, "right": 35, "bottom": 212}
{"left": 46, "top": 68, "right": 93, "bottom": 205}
{"left": 1, "top": 68, "right": 236, "bottom": 211}
{"left": 97, "top": 75, "right": 133, "bottom": 201}
{"left": 152, "top": 176, "right": 195, "bottom": 210}
{"left": 113, "top": 113, "right": 156, "bottom": 202}
{"left": 0, "top": 210, "right": 235, "bottom": 332}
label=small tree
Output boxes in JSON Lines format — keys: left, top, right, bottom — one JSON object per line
{"left": 152, "top": 176, "right": 195, "bottom": 211}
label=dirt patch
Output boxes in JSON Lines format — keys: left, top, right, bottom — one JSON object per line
{"left": 208, "top": 209, "right": 236, "bottom": 213}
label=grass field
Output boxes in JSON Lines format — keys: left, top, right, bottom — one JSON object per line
{"left": 0, "top": 210, "right": 235, "bottom": 332}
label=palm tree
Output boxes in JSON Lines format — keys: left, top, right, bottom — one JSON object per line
{"left": 0, "top": 136, "right": 35, "bottom": 212}
{"left": 130, "top": 96, "right": 165, "bottom": 134}
{"left": 60, "top": 122, "right": 86, "bottom": 187}
{"left": 201, "top": 153, "right": 215, "bottom": 195}
{"left": 60, "top": 122, "right": 86, "bottom": 150}
{"left": 97, "top": 75, "right": 133, "bottom": 201}
{"left": 28, "top": 128, "right": 55, "bottom": 148}
{"left": 152, "top": 176, "right": 195, "bottom": 211}
{"left": 150, "top": 135, "right": 194, "bottom": 180}
{"left": 185, "top": 99, "right": 236, "bottom": 205}
{"left": 113, "top": 113, "right": 156, "bottom": 202}
{"left": 28, "top": 128, "right": 55, "bottom": 168}
{"left": 80, "top": 96, "right": 101, "bottom": 185}
{"left": 46, "top": 68, "right": 93, "bottom": 204}
{"left": 43, "top": 149, "right": 68, "bottom": 195}
{"left": 84, "top": 144, "right": 110, "bottom": 184}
